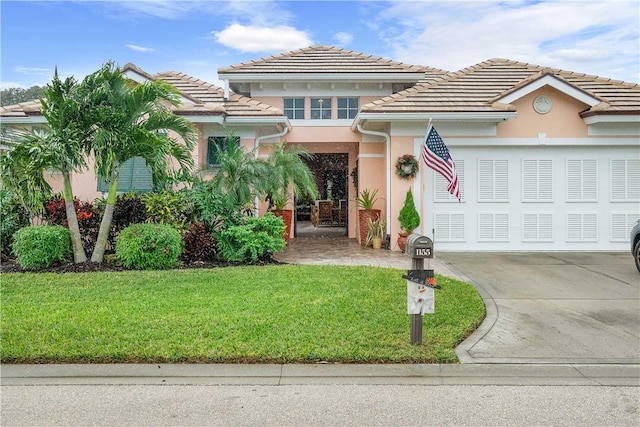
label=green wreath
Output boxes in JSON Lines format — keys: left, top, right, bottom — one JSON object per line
{"left": 395, "top": 154, "right": 419, "bottom": 180}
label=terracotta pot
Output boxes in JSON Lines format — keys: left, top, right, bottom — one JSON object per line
{"left": 397, "top": 233, "right": 409, "bottom": 253}
{"left": 271, "top": 209, "right": 293, "bottom": 244}
{"left": 358, "top": 209, "right": 381, "bottom": 246}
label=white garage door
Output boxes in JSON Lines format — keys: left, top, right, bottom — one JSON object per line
{"left": 421, "top": 145, "right": 640, "bottom": 251}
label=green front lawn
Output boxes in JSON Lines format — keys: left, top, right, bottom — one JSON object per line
{"left": 0, "top": 265, "right": 485, "bottom": 364}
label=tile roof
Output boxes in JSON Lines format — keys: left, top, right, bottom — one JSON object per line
{"left": 0, "top": 100, "right": 42, "bottom": 118}
{"left": 153, "top": 71, "right": 284, "bottom": 117}
{"left": 218, "top": 45, "right": 447, "bottom": 80}
{"left": 361, "top": 58, "right": 640, "bottom": 115}
{"left": 1, "top": 66, "right": 285, "bottom": 119}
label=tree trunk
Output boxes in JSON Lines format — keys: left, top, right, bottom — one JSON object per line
{"left": 62, "top": 172, "right": 87, "bottom": 263}
{"left": 91, "top": 179, "right": 118, "bottom": 263}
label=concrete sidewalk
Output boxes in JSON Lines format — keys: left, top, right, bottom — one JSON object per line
{"left": 2, "top": 363, "right": 638, "bottom": 386}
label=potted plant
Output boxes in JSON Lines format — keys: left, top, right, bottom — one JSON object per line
{"left": 356, "top": 188, "right": 381, "bottom": 246}
{"left": 397, "top": 188, "right": 420, "bottom": 252}
{"left": 365, "top": 217, "right": 386, "bottom": 249}
{"left": 263, "top": 141, "right": 318, "bottom": 243}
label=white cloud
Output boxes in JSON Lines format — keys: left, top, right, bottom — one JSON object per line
{"left": 213, "top": 24, "right": 313, "bottom": 52}
{"left": 15, "top": 67, "right": 55, "bottom": 76}
{"left": 333, "top": 32, "right": 353, "bottom": 47}
{"left": 126, "top": 44, "right": 156, "bottom": 53}
{"left": 373, "top": 1, "right": 639, "bottom": 83}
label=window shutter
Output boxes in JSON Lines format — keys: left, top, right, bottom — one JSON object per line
{"left": 538, "top": 160, "right": 553, "bottom": 201}
{"left": 567, "top": 159, "right": 597, "bottom": 201}
{"left": 479, "top": 213, "right": 509, "bottom": 241}
{"left": 629, "top": 160, "right": 640, "bottom": 200}
{"left": 523, "top": 159, "right": 552, "bottom": 202}
{"left": 495, "top": 160, "right": 509, "bottom": 201}
{"left": 479, "top": 159, "right": 508, "bottom": 202}
{"left": 478, "top": 160, "right": 493, "bottom": 201}
{"left": 129, "top": 157, "right": 153, "bottom": 191}
{"left": 96, "top": 157, "right": 153, "bottom": 193}
{"left": 567, "top": 213, "right": 597, "bottom": 241}
{"left": 611, "top": 159, "right": 640, "bottom": 201}
{"left": 522, "top": 213, "right": 553, "bottom": 242}
{"left": 610, "top": 213, "right": 640, "bottom": 241}
{"left": 522, "top": 160, "right": 538, "bottom": 201}
{"left": 434, "top": 213, "right": 465, "bottom": 242}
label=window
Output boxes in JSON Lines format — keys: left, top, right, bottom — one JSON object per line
{"left": 310, "top": 97, "right": 332, "bottom": 119}
{"left": 522, "top": 159, "right": 553, "bottom": 202}
{"left": 478, "top": 159, "right": 509, "bottom": 202}
{"left": 97, "top": 157, "right": 153, "bottom": 192}
{"left": 567, "top": 213, "right": 598, "bottom": 242}
{"left": 283, "top": 97, "right": 305, "bottom": 120}
{"left": 434, "top": 213, "right": 465, "bottom": 241}
{"left": 567, "top": 159, "right": 597, "bottom": 202}
{"left": 207, "top": 135, "right": 239, "bottom": 167}
{"left": 522, "top": 213, "right": 553, "bottom": 242}
{"left": 434, "top": 160, "right": 464, "bottom": 202}
{"left": 478, "top": 213, "right": 509, "bottom": 241}
{"left": 337, "top": 97, "right": 358, "bottom": 119}
{"left": 611, "top": 159, "right": 640, "bottom": 201}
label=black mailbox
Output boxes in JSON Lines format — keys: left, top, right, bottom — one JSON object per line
{"left": 405, "top": 233, "right": 433, "bottom": 259}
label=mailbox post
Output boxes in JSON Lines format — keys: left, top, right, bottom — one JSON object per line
{"left": 402, "top": 234, "right": 435, "bottom": 345}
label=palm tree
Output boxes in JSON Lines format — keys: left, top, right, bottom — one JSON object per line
{"left": 206, "top": 130, "right": 268, "bottom": 213}
{"left": 262, "top": 141, "right": 318, "bottom": 242}
{"left": 0, "top": 129, "right": 53, "bottom": 218}
{"left": 0, "top": 70, "right": 93, "bottom": 263}
{"left": 85, "top": 62, "right": 198, "bottom": 262}
{"left": 263, "top": 141, "right": 318, "bottom": 210}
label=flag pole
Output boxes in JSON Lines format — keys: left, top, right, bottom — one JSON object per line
{"left": 421, "top": 118, "right": 433, "bottom": 239}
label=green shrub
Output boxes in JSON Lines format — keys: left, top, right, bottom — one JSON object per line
{"left": 185, "top": 181, "right": 246, "bottom": 232}
{"left": 116, "top": 223, "right": 183, "bottom": 270}
{"left": 12, "top": 225, "right": 72, "bottom": 270}
{"left": 0, "top": 189, "right": 30, "bottom": 258}
{"left": 141, "top": 191, "right": 190, "bottom": 233}
{"left": 216, "top": 213, "right": 286, "bottom": 262}
{"left": 398, "top": 188, "right": 420, "bottom": 234}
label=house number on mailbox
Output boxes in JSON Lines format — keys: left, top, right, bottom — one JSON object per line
{"left": 415, "top": 248, "right": 431, "bottom": 257}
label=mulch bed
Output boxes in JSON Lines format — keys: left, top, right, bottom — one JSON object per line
{"left": 0, "top": 257, "right": 283, "bottom": 274}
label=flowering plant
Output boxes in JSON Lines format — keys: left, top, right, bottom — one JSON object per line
{"left": 395, "top": 154, "right": 419, "bottom": 179}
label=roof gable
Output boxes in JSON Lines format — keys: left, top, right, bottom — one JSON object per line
{"left": 495, "top": 72, "right": 601, "bottom": 107}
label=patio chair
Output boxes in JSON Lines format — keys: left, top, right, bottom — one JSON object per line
{"left": 317, "top": 200, "right": 334, "bottom": 226}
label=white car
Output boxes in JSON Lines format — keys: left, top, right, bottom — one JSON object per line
{"left": 631, "top": 219, "right": 640, "bottom": 273}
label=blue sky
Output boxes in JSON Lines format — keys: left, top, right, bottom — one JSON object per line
{"left": 1, "top": 0, "right": 639, "bottom": 90}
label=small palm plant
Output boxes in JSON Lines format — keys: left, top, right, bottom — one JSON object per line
{"left": 365, "top": 217, "right": 386, "bottom": 248}
{"left": 262, "top": 141, "right": 318, "bottom": 211}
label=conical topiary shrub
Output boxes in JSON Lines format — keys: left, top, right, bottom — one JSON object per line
{"left": 397, "top": 188, "right": 420, "bottom": 251}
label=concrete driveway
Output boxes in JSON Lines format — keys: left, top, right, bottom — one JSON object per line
{"left": 438, "top": 252, "right": 640, "bottom": 364}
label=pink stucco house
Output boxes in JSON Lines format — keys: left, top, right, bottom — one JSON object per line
{"left": 2, "top": 45, "right": 639, "bottom": 251}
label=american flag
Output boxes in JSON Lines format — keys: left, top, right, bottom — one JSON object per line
{"left": 422, "top": 125, "right": 460, "bottom": 202}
